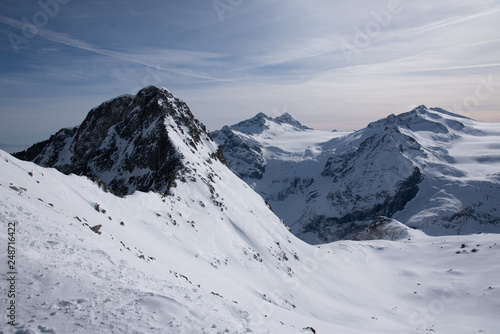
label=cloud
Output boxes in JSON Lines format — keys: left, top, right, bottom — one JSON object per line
{"left": 398, "top": 5, "right": 500, "bottom": 36}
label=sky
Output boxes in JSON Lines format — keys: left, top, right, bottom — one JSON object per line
{"left": 1, "top": 0, "right": 499, "bottom": 146}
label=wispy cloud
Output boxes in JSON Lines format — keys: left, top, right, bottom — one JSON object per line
{"left": 398, "top": 5, "right": 500, "bottom": 36}
{"left": 0, "top": 14, "right": 234, "bottom": 83}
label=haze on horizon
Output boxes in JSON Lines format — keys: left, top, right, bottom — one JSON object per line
{"left": 1, "top": 0, "right": 499, "bottom": 146}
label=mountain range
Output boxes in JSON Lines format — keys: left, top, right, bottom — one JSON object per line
{"left": 2, "top": 86, "right": 499, "bottom": 333}
{"left": 212, "top": 106, "right": 500, "bottom": 243}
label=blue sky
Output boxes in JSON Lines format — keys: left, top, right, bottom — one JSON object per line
{"left": 1, "top": 0, "right": 499, "bottom": 145}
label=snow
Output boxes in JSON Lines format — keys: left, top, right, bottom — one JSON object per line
{"left": 1, "top": 149, "right": 499, "bottom": 333}
{"left": 447, "top": 122, "right": 500, "bottom": 179}
{"left": 397, "top": 110, "right": 500, "bottom": 182}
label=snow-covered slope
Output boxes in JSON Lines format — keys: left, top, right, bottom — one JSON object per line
{"left": 2, "top": 150, "right": 500, "bottom": 333}
{"left": 213, "top": 106, "right": 500, "bottom": 243}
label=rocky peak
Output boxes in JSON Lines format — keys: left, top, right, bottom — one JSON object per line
{"left": 367, "top": 105, "right": 434, "bottom": 129}
{"left": 15, "top": 86, "right": 222, "bottom": 196}
{"left": 412, "top": 104, "right": 429, "bottom": 114}
{"left": 274, "top": 112, "right": 312, "bottom": 130}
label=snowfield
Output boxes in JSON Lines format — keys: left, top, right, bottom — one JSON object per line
{"left": 1, "top": 150, "right": 499, "bottom": 333}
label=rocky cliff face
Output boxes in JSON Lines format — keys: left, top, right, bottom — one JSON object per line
{"left": 211, "top": 126, "right": 266, "bottom": 180}
{"left": 15, "top": 86, "right": 225, "bottom": 196}
{"left": 213, "top": 106, "right": 500, "bottom": 243}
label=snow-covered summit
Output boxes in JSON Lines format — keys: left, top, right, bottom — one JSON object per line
{"left": 367, "top": 105, "right": 475, "bottom": 134}
{"left": 230, "top": 112, "right": 269, "bottom": 134}
{"left": 274, "top": 112, "right": 312, "bottom": 130}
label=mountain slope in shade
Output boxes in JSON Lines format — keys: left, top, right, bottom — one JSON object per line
{"left": 14, "top": 86, "right": 225, "bottom": 196}
{"left": 213, "top": 106, "right": 500, "bottom": 243}
{"left": 0, "top": 143, "right": 29, "bottom": 154}
{"left": 2, "top": 150, "right": 500, "bottom": 333}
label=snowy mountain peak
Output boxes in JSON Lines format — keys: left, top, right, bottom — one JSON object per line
{"left": 411, "top": 104, "right": 430, "bottom": 114}
{"left": 365, "top": 105, "right": 477, "bottom": 138}
{"left": 14, "top": 86, "right": 224, "bottom": 196}
{"left": 229, "top": 112, "right": 311, "bottom": 135}
{"left": 409, "top": 104, "right": 471, "bottom": 120}
{"left": 404, "top": 105, "right": 471, "bottom": 124}
{"left": 230, "top": 112, "right": 271, "bottom": 134}
{"left": 211, "top": 112, "right": 335, "bottom": 181}
{"left": 273, "top": 112, "right": 312, "bottom": 130}
{"left": 137, "top": 84, "right": 170, "bottom": 97}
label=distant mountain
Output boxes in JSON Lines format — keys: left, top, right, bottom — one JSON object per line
{"left": 229, "top": 112, "right": 311, "bottom": 135}
{"left": 14, "top": 86, "right": 225, "bottom": 196}
{"left": 213, "top": 106, "right": 500, "bottom": 243}
{"left": 0, "top": 143, "right": 29, "bottom": 153}
{"left": 274, "top": 112, "right": 313, "bottom": 130}
{"left": 211, "top": 112, "right": 317, "bottom": 180}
